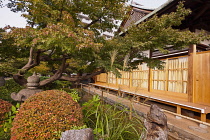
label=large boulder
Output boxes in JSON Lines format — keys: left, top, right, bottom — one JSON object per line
{"left": 144, "top": 104, "right": 168, "bottom": 140}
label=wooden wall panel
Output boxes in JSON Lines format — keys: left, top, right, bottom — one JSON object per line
{"left": 195, "top": 52, "right": 210, "bottom": 105}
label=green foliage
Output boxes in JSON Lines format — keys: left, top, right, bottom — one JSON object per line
{"left": 82, "top": 95, "right": 144, "bottom": 140}
{"left": 0, "top": 79, "right": 23, "bottom": 102}
{"left": 11, "top": 90, "right": 84, "bottom": 140}
{"left": 0, "top": 0, "right": 129, "bottom": 85}
{"left": 0, "top": 103, "right": 20, "bottom": 140}
{"left": 65, "top": 89, "right": 81, "bottom": 102}
{"left": 0, "top": 99, "right": 12, "bottom": 140}
{"left": 29, "top": 62, "right": 52, "bottom": 76}
{"left": 1, "top": 0, "right": 209, "bottom": 86}
{"left": 110, "top": 2, "right": 209, "bottom": 70}
{"left": 0, "top": 99, "right": 12, "bottom": 124}
{"left": 126, "top": 2, "right": 208, "bottom": 53}
{"left": 0, "top": 28, "right": 29, "bottom": 76}
{"left": 70, "top": 125, "right": 87, "bottom": 130}
{"left": 40, "top": 76, "right": 72, "bottom": 90}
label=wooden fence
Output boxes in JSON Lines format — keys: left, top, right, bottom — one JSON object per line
{"left": 96, "top": 50, "right": 210, "bottom": 105}
{"left": 96, "top": 56, "right": 188, "bottom": 94}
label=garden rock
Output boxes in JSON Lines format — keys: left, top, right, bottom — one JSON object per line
{"left": 11, "top": 88, "right": 43, "bottom": 101}
{"left": 144, "top": 104, "right": 168, "bottom": 140}
{"left": 60, "top": 128, "right": 94, "bottom": 140}
{"left": 11, "top": 73, "right": 43, "bottom": 101}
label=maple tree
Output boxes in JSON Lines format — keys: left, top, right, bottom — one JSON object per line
{"left": 1, "top": 0, "right": 129, "bottom": 86}
{"left": 0, "top": 1, "right": 208, "bottom": 87}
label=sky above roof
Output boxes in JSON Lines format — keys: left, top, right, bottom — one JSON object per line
{"left": 134, "top": 0, "right": 168, "bottom": 9}
{"left": 0, "top": 0, "right": 168, "bottom": 28}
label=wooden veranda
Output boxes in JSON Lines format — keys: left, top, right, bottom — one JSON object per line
{"left": 95, "top": 46, "right": 210, "bottom": 122}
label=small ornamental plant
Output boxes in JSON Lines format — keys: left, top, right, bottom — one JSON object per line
{"left": 11, "top": 90, "right": 83, "bottom": 140}
{"left": 0, "top": 99, "right": 12, "bottom": 124}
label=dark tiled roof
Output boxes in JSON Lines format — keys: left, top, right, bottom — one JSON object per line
{"left": 120, "top": 6, "right": 153, "bottom": 32}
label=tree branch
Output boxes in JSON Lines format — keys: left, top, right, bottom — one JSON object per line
{"left": 59, "top": 68, "right": 105, "bottom": 83}
{"left": 21, "top": 48, "right": 42, "bottom": 71}
{"left": 39, "top": 56, "right": 69, "bottom": 86}
{"left": 13, "top": 48, "right": 42, "bottom": 86}
{"left": 84, "top": 16, "right": 102, "bottom": 29}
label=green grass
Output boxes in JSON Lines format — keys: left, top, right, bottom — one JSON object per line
{"left": 82, "top": 95, "right": 145, "bottom": 140}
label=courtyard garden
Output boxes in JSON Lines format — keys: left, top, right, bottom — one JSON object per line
{"left": 0, "top": 78, "right": 145, "bottom": 140}
{"left": 0, "top": 0, "right": 209, "bottom": 139}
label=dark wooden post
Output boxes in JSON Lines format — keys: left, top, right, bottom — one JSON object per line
{"left": 148, "top": 50, "right": 153, "bottom": 92}
{"left": 188, "top": 44, "right": 197, "bottom": 103}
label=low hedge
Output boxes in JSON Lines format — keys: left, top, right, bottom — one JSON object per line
{"left": 11, "top": 90, "right": 83, "bottom": 140}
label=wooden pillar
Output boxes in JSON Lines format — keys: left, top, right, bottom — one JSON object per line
{"left": 107, "top": 72, "right": 109, "bottom": 84}
{"left": 148, "top": 50, "right": 153, "bottom": 92}
{"left": 122, "top": 71, "right": 124, "bottom": 86}
{"left": 165, "top": 59, "right": 169, "bottom": 92}
{"left": 148, "top": 68, "right": 152, "bottom": 92}
{"left": 101, "top": 90, "right": 104, "bottom": 99}
{"left": 129, "top": 72, "right": 132, "bottom": 88}
{"left": 188, "top": 44, "right": 197, "bottom": 103}
{"left": 118, "top": 89, "right": 121, "bottom": 96}
{"left": 176, "top": 105, "right": 181, "bottom": 114}
{"left": 201, "top": 113, "right": 207, "bottom": 122}
{"left": 137, "top": 96, "right": 140, "bottom": 102}
{"left": 116, "top": 77, "right": 119, "bottom": 87}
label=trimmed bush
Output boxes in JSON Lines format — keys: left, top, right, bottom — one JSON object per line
{"left": 0, "top": 99, "right": 12, "bottom": 124}
{"left": 11, "top": 90, "right": 83, "bottom": 140}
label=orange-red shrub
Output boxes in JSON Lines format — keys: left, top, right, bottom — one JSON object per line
{"left": 0, "top": 99, "right": 12, "bottom": 124}
{"left": 11, "top": 90, "right": 83, "bottom": 140}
